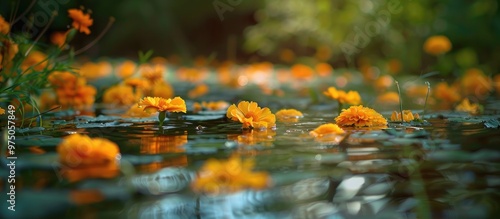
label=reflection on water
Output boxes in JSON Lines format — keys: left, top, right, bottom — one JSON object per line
{"left": 6, "top": 105, "right": 500, "bottom": 218}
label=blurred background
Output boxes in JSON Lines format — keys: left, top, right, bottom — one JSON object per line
{"left": 2, "top": 0, "right": 500, "bottom": 76}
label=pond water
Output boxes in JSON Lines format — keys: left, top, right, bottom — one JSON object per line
{"left": 2, "top": 97, "right": 500, "bottom": 219}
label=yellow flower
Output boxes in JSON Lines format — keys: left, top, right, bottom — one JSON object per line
{"left": 138, "top": 96, "right": 187, "bottom": 113}
{"left": 103, "top": 84, "right": 140, "bottom": 106}
{"left": 193, "top": 101, "right": 230, "bottom": 112}
{"left": 188, "top": 84, "right": 209, "bottom": 99}
{"left": 455, "top": 98, "right": 480, "bottom": 115}
{"left": 423, "top": 35, "right": 452, "bottom": 55}
{"left": 0, "top": 15, "right": 10, "bottom": 34}
{"left": 68, "top": 9, "right": 93, "bottom": 35}
{"left": 335, "top": 105, "right": 387, "bottom": 127}
{"left": 115, "top": 60, "right": 137, "bottom": 79}
{"left": 0, "top": 107, "right": 5, "bottom": 115}
{"left": 151, "top": 81, "right": 174, "bottom": 99}
{"left": 461, "top": 68, "right": 492, "bottom": 98}
{"left": 191, "top": 155, "right": 270, "bottom": 194}
{"left": 309, "top": 123, "right": 345, "bottom": 137}
{"left": 57, "top": 134, "right": 120, "bottom": 167}
{"left": 275, "top": 109, "right": 303, "bottom": 123}
{"left": 376, "top": 92, "right": 400, "bottom": 105}
{"left": 226, "top": 101, "right": 276, "bottom": 129}
{"left": 390, "top": 110, "right": 419, "bottom": 122}
{"left": 124, "top": 103, "right": 153, "bottom": 118}
{"left": 323, "top": 86, "right": 362, "bottom": 105}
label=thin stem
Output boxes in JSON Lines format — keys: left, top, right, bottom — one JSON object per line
{"left": 25, "top": 11, "right": 57, "bottom": 57}
{"left": 424, "top": 81, "right": 430, "bottom": 114}
{"left": 11, "top": 0, "right": 36, "bottom": 25}
{"left": 395, "top": 80, "right": 403, "bottom": 120}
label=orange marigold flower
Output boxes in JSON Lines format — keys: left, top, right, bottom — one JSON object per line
{"left": 0, "top": 107, "right": 5, "bottom": 115}
{"left": 193, "top": 101, "right": 230, "bottom": 112}
{"left": 376, "top": 92, "right": 400, "bottom": 105}
{"left": 0, "top": 39, "right": 18, "bottom": 69}
{"left": 49, "top": 71, "right": 96, "bottom": 110}
{"left": 323, "top": 86, "right": 362, "bottom": 105}
{"left": 188, "top": 84, "right": 209, "bottom": 99}
{"left": 138, "top": 96, "right": 187, "bottom": 113}
{"left": 390, "top": 110, "right": 419, "bottom": 122}
{"left": 50, "top": 31, "right": 68, "bottom": 47}
{"left": 57, "top": 134, "right": 120, "bottom": 166}
{"left": 115, "top": 60, "right": 137, "bottom": 79}
{"left": 103, "top": 84, "right": 141, "bottom": 106}
{"left": 423, "top": 35, "right": 452, "bottom": 55}
{"left": 78, "top": 61, "right": 112, "bottom": 80}
{"left": 191, "top": 155, "right": 270, "bottom": 194}
{"left": 309, "top": 123, "right": 345, "bottom": 137}
{"left": 0, "top": 15, "right": 10, "bottom": 34}
{"left": 275, "top": 109, "right": 303, "bottom": 123}
{"left": 455, "top": 98, "right": 480, "bottom": 115}
{"left": 461, "top": 68, "right": 492, "bottom": 98}
{"left": 68, "top": 9, "right": 93, "bottom": 35}
{"left": 335, "top": 105, "right": 387, "bottom": 127}
{"left": 315, "top": 62, "right": 333, "bottom": 77}
{"left": 291, "top": 64, "right": 315, "bottom": 80}
{"left": 140, "top": 64, "right": 165, "bottom": 83}
{"left": 226, "top": 101, "right": 276, "bottom": 129}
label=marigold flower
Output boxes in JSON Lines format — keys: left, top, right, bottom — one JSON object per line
{"left": 103, "top": 84, "right": 141, "bottom": 106}
{"left": 78, "top": 61, "right": 112, "bottom": 80}
{"left": 335, "top": 105, "right": 387, "bottom": 127}
{"left": 191, "top": 155, "right": 270, "bottom": 194}
{"left": 275, "top": 109, "right": 303, "bottom": 123}
{"left": 455, "top": 98, "right": 480, "bottom": 115}
{"left": 49, "top": 71, "right": 96, "bottom": 110}
{"left": 423, "top": 35, "right": 452, "bottom": 55}
{"left": 291, "top": 64, "right": 314, "bottom": 80}
{"left": 188, "top": 84, "right": 209, "bottom": 99}
{"left": 193, "top": 101, "right": 230, "bottom": 112}
{"left": 376, "top": 92, "right": 400, "bottom": 105}
{"left": 309, "top": 123, "right": 345, "bottom": 137}
{"left": 68, "top": 9, "right": 93, "bottom": 35}
{"left": 323, "top": 86, "right": 362, "bottom": 105}
{"left": 50, "top": 31, "right": 68, "bottom": 47}
{"left": 461, "top": 68, "right": 492, "bottom": 98}
{"left": 140, "top": 64, "right": 165, "bottom": 83}
{"left": 138, "top": 96, "right": 187, "bottom": 113}
{"left": 0, "top": 15, "right": 10, "bottom": 34}
{"left": 390, "top": 110, "right": 419, "bottom": 122}
{"left": 115, "top": 60, "right": 137, "bottom": 79}
{"left": 57, "top": 134, "right": 120, "bottom": 166}
{"left": 0, "top": 39, "right": 18, "bottom": 69}
{"left": 315, "top": 62, "right": 333, "bottom": 77}
{"left": 0, "top": 107, "right": 5, "bottom": 115}
{"left": 226, "top": 101, "right": 276, "bottom": 129}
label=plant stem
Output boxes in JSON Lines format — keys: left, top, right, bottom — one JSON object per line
{"left": 158, "top": 111, "right": 166, "bottom": 129}
{"left": 395, "top": 80, "right": 403, "bottom": 119}
{"left": 424, "top": 81, "right": 430, "bottom": 115}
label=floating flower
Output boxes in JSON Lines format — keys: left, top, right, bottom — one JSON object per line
{"left": 461, "top": 68, "right": 492, "bottom": 98}
{"left": 151, "top": 81, "right": 174, "bottom": 99}
{"left": 455, "top": 98, "right": 480, "bottom": 115}
{"left": 376, "top": 92, "right": 400, "bottom": 105}
{"left": 390, "top": 110, "right": 420, "bottom": 122}
{"left": 291, "top": 64, "right": 314, "bottom": 80}
{"left": 335, "top": 105, "right": 387, "bottom": 127}
{"left": 68, "top": 9, "right": 93, "bottom": 35}
{"left": 275, "top": 109, "right": 303, "bottom": 123}
{"left": 103, "top": 84, "right": 141, "bottom": 106}
{"left": 226, "top": 101, "right": 276, "bottom": 129}
{"left": 138, "top": 96, "right": 187, "bottom": 128}
{"left": 193, "top": 101, "right": 230, "bottom": 112}
{"left": 0, "top": 15, "right": 10, "bottom": 34}
{"left": 323, "top": 86, "right": 362, "bottom": 105}
{"left": 188, "top": 84, "right": 209, "bottom": 99}
{"left": 57, "top": 134, "right": 120, "bottom": 167}
{"left": 309, "top": 123, "right": 345, "bottom": 137}
{"left": 115, "top": 60, "right": 137, "bottom": 79}
{"left": 423, "top": 35, "right": 452, "bottom": 55}
{"left": 191, "top": 155, "right": 270, "bottom": 194}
